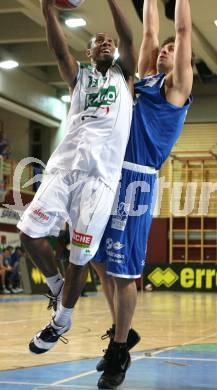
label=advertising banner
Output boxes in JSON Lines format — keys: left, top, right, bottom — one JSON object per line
{"left": 144, "top": 264, "right": 217, "bottom": 291}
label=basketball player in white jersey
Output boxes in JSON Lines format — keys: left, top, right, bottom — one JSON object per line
{"left": 17, "top": 0, "right": 136, "bottom": 357}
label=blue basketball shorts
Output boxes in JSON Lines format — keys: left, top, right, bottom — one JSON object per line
{"left": 93, "top": 161, "right": 157, "bottom": 278}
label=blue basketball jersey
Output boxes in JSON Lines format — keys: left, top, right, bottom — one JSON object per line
{"left": 125, "top": 73, "right": 192, "bottom": 169}
{"left": 93, "top": 73, "right": 193, "bottom": 278}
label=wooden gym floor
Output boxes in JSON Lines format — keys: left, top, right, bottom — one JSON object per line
{"left": 0, "top": 291, "right": 217, "bottom": 389}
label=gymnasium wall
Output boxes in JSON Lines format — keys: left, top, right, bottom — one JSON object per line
{"left": 158, "top": 123, "right": 217, "bottom": 217}
{"left": 0, "top": 107, "right": 29, "bottom": 161}
{"left": 188, "top": 79, "right": 217, "bottom": 123}
{"left": 0, "top": 68, "right": 64, "bottom": 122}
{"left": 0, "top": 106, "right": 69, "bottom": 165}
{"left": 174, "top": 123, "right": 217, "bottom": 152}
{"left": 188, "top": 97, "right": 217, "bottom": 123}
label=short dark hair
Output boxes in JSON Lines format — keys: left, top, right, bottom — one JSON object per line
{"left": 160, "top": 36, "right": 195, "bottom": 67}
{"left": 161, "top": 36, "right": 175, "bottom": 49}
{"left": 87, "top": 33, "right": 117, "bottom": 50}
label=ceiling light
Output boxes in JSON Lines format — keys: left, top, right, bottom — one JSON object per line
{"left": 65, "top": 18, "right": 86, "bottom": 28}
{"left": 61, "top": 95, "right": 71, "bottom": 103}
{"left": 214, "top": 20, "right": 217, "bottom": 27}
{"left": 0, "top": 60, "right": 19, "bottom": 70}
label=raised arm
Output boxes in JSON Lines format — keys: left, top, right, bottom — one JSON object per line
{"left": 172, "top": 0, "right": 193, "bottom": 102}
{"left": 107, "top": 0, "right": 137, "bottom": 87}
{"left": 42, "top": 0, "right": 78, "bottom": 90}
{"left": 138, "top": 0, "right": 159, "bottom": 78}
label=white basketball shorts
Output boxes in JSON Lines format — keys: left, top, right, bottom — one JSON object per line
{"left": 17, "top": 170, "right": 115, "bottom": 265}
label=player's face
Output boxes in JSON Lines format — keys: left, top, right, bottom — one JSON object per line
{"left": 157, "top": 43, "right": 175, "bottom": 73}
{"left": 88, "top": 33, "right": 116, "bottom": 65}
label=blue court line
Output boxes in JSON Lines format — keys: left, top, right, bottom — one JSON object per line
{"left": 0, "top": 295, "right": 46, "bottom": 303}
{"left": 1, "top": 350, "right": 217, "bottom": 390}
{"left": 0, "top": 292, "right": 99, "bottom": 304}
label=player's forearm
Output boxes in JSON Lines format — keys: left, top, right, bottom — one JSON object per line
{"left": 143, "top": 0, "right": 159, "bottom": 37}
{"left": 42, "top": 6, "right": 70, "bottom": 62}
{"left": 175, "top": 0, "right": 192, "bottom": 36}
{"left": 107, "top": 0, "right": 133, "bottom": 45}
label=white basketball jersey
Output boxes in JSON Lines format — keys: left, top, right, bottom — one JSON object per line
{"left": 46, "top": 63, "right": 133, "bottom": 191}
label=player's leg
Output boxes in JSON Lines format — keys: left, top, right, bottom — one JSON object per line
{"left": 111, "top": 170, "right": 157, "bottom": 345}
{"left": 18, "top": 172, "right": 70, "bottom": 303}
{"left": 28, "top": 261, "right": 87, "bottom": 356}
{"left": 97, "top": 273, "right": 138, "bottom": 388}
{"left": 92, "top": 259, "right": 140, "bottom": 373}
{"left": 20, "top": 234, "right": 58, "bottom": 277}
{"left": 113, "top": 277, "right": 137, "bottom": 343}
{"left": 80, "top": 263, "right": 89, "bottom": 296}
{"left": 91, "top": 264, "right": 138, "bottom": 344}
{"left": 97, "top": 168, "right": 156, "bottom": 389}
{"left": 54, "top": 175, "right": 116, "bottom": 321}
{"left": 59, "top": 263, "right": 85, "bottom": 308}
{"left": 29, "top": 174, "right": 116, "bottom": 354}
{"left": 94, "top": 168, "right": 134, "bottom": 389}
{"left": 92, "top": 169, "right": 142, "bottom": 379}
{"left": 92, "top": 261, "right": 116, "bottom": 324}
{"left": 51, "top": 263, "right": 89, "bottom": 336}
{"left": 98, "top": 277, "right": 137, "bottom": 389}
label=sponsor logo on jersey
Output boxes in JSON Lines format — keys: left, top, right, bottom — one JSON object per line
{"left": 72, "top": 230, "right": 93, "bottom": 248}
{"left": 87, "top": 75, "right": 108, "bottom": 88}
{"left": 106, "top": 238, "right": 125, "bottom": 251}
{"left": 143, "top": 76, "right": 160, "bottom": 88}
{"left": 106, "top": 238, "right": 125, "bottom": 264}
{"left": 113, "top": 241, "right": 125, "bottom": 250}
{"left": 111, "top": 202, "right": 130, "bottom": 231}
{"left": 30, "top": 207, "right": 50, "bottom": 223}
{"left": 85, "top": 86, "right": 117, "bottom": 109}
{"left": 84, "top": 248, "right": 92, "bottom": 256}
{"left": 107, "top": 253, "right": 125, "bottom": 264}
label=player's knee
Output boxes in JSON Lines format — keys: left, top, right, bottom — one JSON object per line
{"left": 114, "top": 277, "right": 135, "bottom": 288}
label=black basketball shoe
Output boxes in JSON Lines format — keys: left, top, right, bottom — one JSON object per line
{"left": 29, "top": 319, "right": 69, "bottom": 354}
{"left": 96, "top": 326, "right": 140, "bottom": 371}
{"left": 97, "top": 341, "right": 131, "bottom": 389}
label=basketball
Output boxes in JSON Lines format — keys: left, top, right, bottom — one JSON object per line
{"left": 54, "top": 0, "right": 85, "bottom": 10}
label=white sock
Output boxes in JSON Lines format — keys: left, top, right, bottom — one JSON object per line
{"left": 46, "top": 272, "right": 63, "bottom": 296}
{"left": 54, "top": 303, "right": 73, "bottom": 328}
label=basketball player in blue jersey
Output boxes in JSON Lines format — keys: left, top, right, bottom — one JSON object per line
{"left": 92, "top": 0, "right": 193, "bottom": 388}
